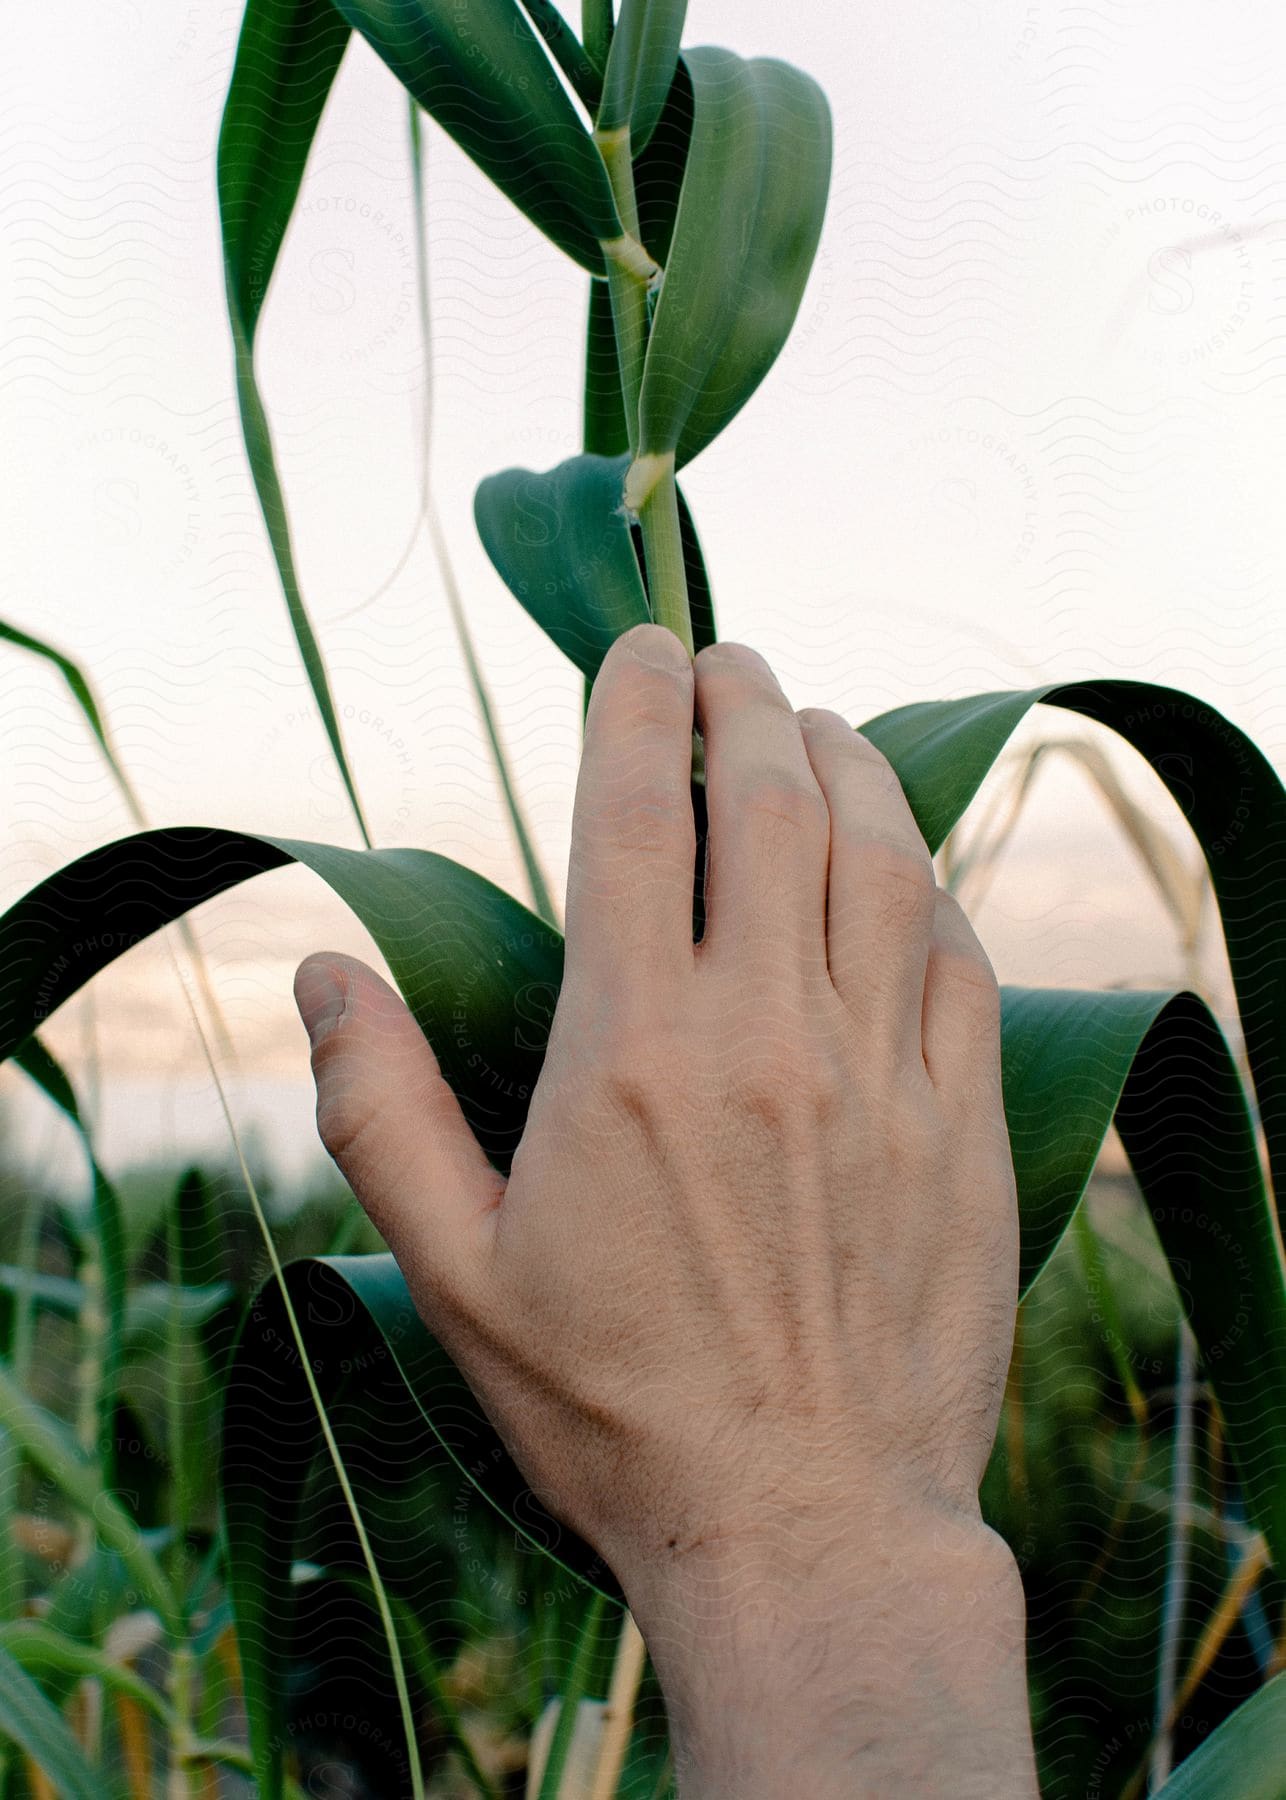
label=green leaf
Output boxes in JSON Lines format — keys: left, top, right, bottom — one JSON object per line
{"left": 4, "top": 679, "right": 1286, "bottom": 1724}
{"left": 0, "top": 1369, "right": 178, "bottom": 1636}
{"left": 218, "top": 0, "right": 371, "bottom": 845}
{"left": 331, "top": 0, "right": 617, "bottom": 269}
{"left": 13, "top": 1039, "right": 127, "bottom": 1486}
{"left": 475, "top": 453, "right": 714, "bottom": 679}
{"left": 124, "top": 1282, "right": 234, "bottom": 1347}
{"left": 0, "top": 828, "right": 559, "bottom": 1173}
{"left": 475, "top": 454, "right": 649, "bottom": 678}
{"left": 597, "top": 0, "right": 687, "bottom": 152}
{"left": 0, "top": 621, "right": 144, "bottom": 827}
{"left": 406, "top": 101, "right": 558, "bottom": 929}
{"left": 0, "top": 1645, "right": 100, "bottom": 1800}
{"left": 222, "top": 1254, "right": 621, "bottom": 1796}
{"left": 0, "top": 1624, "right": 168, "bottom": 1725}
{"left": 1153, "top": 1673, "right": 1286, "bottom": 1797}
{"left": 1002, "top": 986, "right": 1286, "bottom": 1564}
{"left": 583, "top": 278, "right": 629, "bottom": 457}
{"left": 860, "top": 680, "right": 1286, "bottom": 1222}
{"left": 517, "top": 0, "right": 601, "bottom": 111}
{"left": 636, "top": 47, "right": 831, "bottom": 469}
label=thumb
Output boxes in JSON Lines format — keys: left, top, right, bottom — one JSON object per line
{"left": 294, "top": 952, "right": 502, "bottom": 1309}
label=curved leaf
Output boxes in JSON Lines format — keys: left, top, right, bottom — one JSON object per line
{"left": 332, "top": 0, "right": 617, "bottom": 269}
{"left": 475, "top": 453, "right": 715, "bottom": 680}
{"left": 217, "top": 0, "right": 371, "bottom": 845}
{"left": 222, "top": 1254, "right": 621, "bottom": 1793}
{"left": 0, "top": 1645, "right": 99, "bottom": 1800}
{"left": 0, "top": 828, "right": 557, "bottom": 1174}
{"left": 1, "top": 620, "right": 143, "bottom": 826}
{"left": 860, "top": 680, "right": 1286, "bottom": 1223}
{"left": 1153, "top": 1672, "right": 1286, "bottom": 1798}
{"left": 0, "top": 1624, "right": 168, "bottom": 1725}
{"left": 636, "top": 47, "right": 831, "bottom": 470}
{"left": 597, "top": 0, "right": 687, "bottom": 152}
{"left": 475, "top": 454, "right": 649, "bottom": 676}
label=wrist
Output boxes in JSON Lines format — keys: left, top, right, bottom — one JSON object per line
{"left": 620, "top": 1503, "right": 1038, "bottom": 1800}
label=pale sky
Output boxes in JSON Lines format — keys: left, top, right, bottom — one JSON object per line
{"left": 4, "top": 1, "right": 1286, "bottom": 1184}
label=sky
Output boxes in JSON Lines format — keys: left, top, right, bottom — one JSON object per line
{"left": 4, "top": 0, "right": 1286, "bottom": 1186}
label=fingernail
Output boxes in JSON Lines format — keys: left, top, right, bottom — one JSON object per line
{"left": 294, "top": 956, "right": 347, "bottom": 1046}
{"left": 626, "top": 624, "right": 689, "bottom": 671}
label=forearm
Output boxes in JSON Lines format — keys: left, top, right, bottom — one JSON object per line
{"left": 623, "top": 1512, "right": 1039, "bottom": 1800}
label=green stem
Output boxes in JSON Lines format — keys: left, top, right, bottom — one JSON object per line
{"left": 596, "top": 127, "right": 655, "bottom": 454}
{"left": 635, "top": 459, "right": 693, "bottom": 653}
{"left": 537, "top": 1590, "right": 610, "bottom": 1800}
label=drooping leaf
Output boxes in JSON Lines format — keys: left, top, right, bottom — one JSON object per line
{"left": 860, "top": 680, "right": 1286, "bottom": 1223}
{"left": 475, "top": 455, "right": 649, "bottom": 678}
{"left": 636, "top": 47, "right": 831, "bottom": 470}
{"left": 1002, "top": 986, "right": 1286, "bottom": 1564}
{"left": 0, "top": 621, "right": 144, "bottom": 826}
{"left": 218, "top": 0, "right": 371, "bottom": 845}
{"left": 222, "top": 1254, "right": 621, "bottom": 1795}
{"left": 0, "top": 828, "right": 559, "bottom": 1173}
{"left": 1152, "top": 1672, "right": 1286, "bottom": 1798}
{"left": 0, "top": 1645, "right": 100, "bottom": 1800}
{"left": 331, "top": 0, "right": 617, "bottom": 268}
{"left": 596, "top": 0, "right": 687, "bottom": 152}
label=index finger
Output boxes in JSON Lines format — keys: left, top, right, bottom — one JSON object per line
{"left": 562, "top": 625, "right": 697, "bottom": 1001}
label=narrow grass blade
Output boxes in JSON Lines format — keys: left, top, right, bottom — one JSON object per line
{"left": 218, "top": 0, "right": 371, "bottom": 846}
{"left": 0, "top": 1368, "right": 177, "bottom": 1635}
{"left": 0, "top": 1647, "right": 100, "bottom": 1800}
{"left": 1, "top": 621, "right": 144, "bottom": 827}
{"left": 536, "top": 1590, "right": 609, "bottom": 1800}
{"left": 582, "top": 0, "right": 613, "bottom": 76}
{"left": 408, "top": 105, "right": 558, "bottom": 927}
{"left": 12, "top": 1040, "right": 126, "bottom": 1484}
{"left": 0, "top": 1625, "right": 168, "bottom": 1725}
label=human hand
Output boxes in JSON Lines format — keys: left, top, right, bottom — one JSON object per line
{"left": 294, "top": 626, "right": 1038, "bottom": 1797}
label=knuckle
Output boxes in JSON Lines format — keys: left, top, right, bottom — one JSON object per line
{"left": 741, "top": 771, "right": 830, "bottom": 839}
{"left": 314, "top": 1080, "right": 377, "bottom": 1175}
{"left": 938, "top": 943, "right": 1001, "bottom": 1016}
{"left": 695, "top": 639, "right": 772, "bottom": 680}
{"left": 594, "top": 780, "right": 695, "bottom": 860}
{"left": 737, "top": 1046, "right": 846, "bottom": 1130}
{"left": 598, "top": 1026, "right": 685, "bottom": 1117}
{"left": 599, "top": 648, "right": 692, "bottom": 731}
{"left": 860, "top": 836, "right": 937, "bottom": 911}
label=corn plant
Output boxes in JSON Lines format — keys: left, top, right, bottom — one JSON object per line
{"left": 3, "top": 1, "right": 1286, "bottom": 1795}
